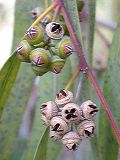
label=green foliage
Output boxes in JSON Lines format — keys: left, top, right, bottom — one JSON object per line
{"left": 33, "top": 127, "right": 49, "bottom": 160}
{"left": 0, "top": 51, "right": 20, "bottom": 118}
{"left": 88, "top": 0, "right": 96, "bottom": 66}
{"left": 98, "top": 19, "right": 120, "bottom": 160}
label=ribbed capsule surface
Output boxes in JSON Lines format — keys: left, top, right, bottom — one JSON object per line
{"left": 24, "top": 25, "right": 44, "bottom": 45}
{"left": 50, "top": 56, "right": 65, "bottom": 74}
{"left": 45, "top": 22, "right": 64, "bottom": 39}
{"left": 17, "top": 40, "right": 32, "bottom": 62}
{"left": 80, "top": 100, "right": 98, "bottom": 120}
{"left": 61, "top": 103, "right": 82, "bottom": 123}
{"left": 62, "top": 131, "right": 81, "bottom": 151}
{"left": 50, "top": 116, "right": 69, "bottom": 134}
{"left": 55, "top": 89, "right": 73, "bottom": 108}
{"left": 40, "top": 101, "right": 58, "bottom": 120}
{"left": 77, "top": 120, "right": 95, "bottom": 138}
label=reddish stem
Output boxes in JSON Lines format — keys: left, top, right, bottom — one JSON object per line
{"left": 55, "top": 0, "right": 120, "bottom": 144}
{"left": 52, "top": 4, "right": 62, "bottom": 21}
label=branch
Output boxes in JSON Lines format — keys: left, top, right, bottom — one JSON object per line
{"left": 55, "top": 0, "right": 120, "bottom": 144}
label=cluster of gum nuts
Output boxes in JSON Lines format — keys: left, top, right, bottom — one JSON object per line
{"left": 40, "top": 89, "right": 99, "bottom": 151}
{"left": 16, "top": 12, "right": 73, "bottom": 76}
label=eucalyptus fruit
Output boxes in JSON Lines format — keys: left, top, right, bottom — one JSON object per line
{"left": 56, "top": 36, "right": 73, "bottom": 59}
{"left": 45, "top": 22, "right": 64, "bottom": 39}
{"left": 16, "top": 40, "right": 32, "bottom": 62}
{"left": 40, "top": 89, "right": 98, "bottom": 151}
{"left": 24, "top": 25, "right": 44, "bottom": 45}
{"left": 55, "top": 89, "right": 74, "bottom": 108}
{"left": 50, "top": 56, "right": 65, "bottom": 74}
{"left": 30, "top": 48, "right": 51, "bottom": 76}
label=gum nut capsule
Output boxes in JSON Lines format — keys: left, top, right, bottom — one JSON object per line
{"left": 41, "top": 14, "right": 52, "bottom": 26}
{"left": 55, "top": 89, "right": 73, "bottom": 108}
{"left": 61, "top": 103, "right": 82, "bottom": 123}
{"left": 41, "top": 114, "right": 50, "bottom": 125}
{"left": 31, "top": 7, "right": 43, "bottom": 20}
{"left": 30, "top": 48, "right": 51, "bottom": 68}
{"left": 31, "top": 65, "right": 49, "bottom": 76}
{"left": 77, "top": 120, "right": 95, "bottom": 138}
{"left": 62, "top": 131, "right": 81, "bottom": 151}
{"left": 50, "top": 116, "right": 69, "bottom": 134}
{"left": 80, "top": 100, "right": 99, "bottom": 119}
{"left": 56, "top": 36, "right": 73, "bottom": 59}
{"left": 50, "top": 128, "right": 63, "bottom": 141}
{"left": 16, "top": 40, "right": 32, "bottom": 62}
{"left": 45, "top": 22, "right": 64, "bottom": 39}
{"left": 50, "top": 56, "right": 65, "bottom": 74}
{"left": 40, "top": 101, "right": 58, "bottom": 120}
{"left": 23, "top": 25, "right": 44, "bottom": 45}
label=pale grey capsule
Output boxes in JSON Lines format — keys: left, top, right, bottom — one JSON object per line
{"left": 61, "top": 103, "right": 82, "bottom": 123}
{"left": 45, "top": 22, "right": 64, "bottom": 39}
{"left": 62, "top": 131, "right": 81, "bottom": 151}
{"left": 80, "top": 100, "right": 98, "bottom": 120}
{"left": 50, "top": 116, "right": 69, "bottom": 134}
{"left": 40, "top": 101, "right": 58, "bottom": 120}
{"left": 77, "top": 120, "right": 95, "bottom": 138}
{"left": 55, "top": 89, "right": 73, "bottom": 108}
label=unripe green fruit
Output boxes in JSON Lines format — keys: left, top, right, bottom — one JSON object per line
{"left": 56, "top": 36, "right": 73, "bottom": 59}
{"left": 77, "top": 0, "right": 84, "bottom": 12}
{"left": 41, "top": 14, "right": 52, "bottom": 26}
{"left": 29, "top": 48, "right": 51, "bottom": 68}
{"left": 31, "top": 65, "right": 49, "bottom": 76}
{"left": 16, "top": 40, "right": 32, "bottom": 62}
{"left": 50, "top": 56, "right": 65, "bottom": 74}
{"left": 23, "top": 25, "right": 44, "bottom": 45}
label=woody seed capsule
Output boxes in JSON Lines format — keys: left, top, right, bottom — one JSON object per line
{"left": 50, "top": 116, "right": 69, "bottom": 134}
{"left": 77, "top": 120, "right": 95, "bottom": 138}
{"left": 55, "top": 89, "right": 73, "bottom": 108}
{"left": 61, "top": 103, "right": 82, "bottom": 123}
{"left": 40, "top": 101, "right": 58, "bottom": 120}
{"left": 80, "top": 100, "right": 99, "bottom": 120}
{"left": 45, "top": 22, "right": 64, "bottom": 39}
{"left": 62, "top": 131, "right": 81, "bottom": 151}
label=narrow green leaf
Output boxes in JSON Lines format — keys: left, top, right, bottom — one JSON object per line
{"left": 98, "top": 19, "right": 120, "bottom": 160}
{"left": 33, "top": 127, "right": 49, "bottom": 160}
{"left": 88, "top": 0, "right": 96, "bottom": 65}
{"left": 0, "top": 51, "right": 20, "bottom": 118}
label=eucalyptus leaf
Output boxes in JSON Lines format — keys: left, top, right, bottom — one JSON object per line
{"left": 33, "top": 127, "right": 49, "bottom": 160}
{"left": 88, "top": 0, "right": 96, "bottom": 65}
{"left": 98, "top": 18, "right": 120, "bottom": 160}
{"left": 0, "top": 51, "right": 20, "bottom": 118}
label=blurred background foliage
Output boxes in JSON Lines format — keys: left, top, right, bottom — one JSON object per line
{"left": 0, "top": 0, "right": 120, "bottom": 160}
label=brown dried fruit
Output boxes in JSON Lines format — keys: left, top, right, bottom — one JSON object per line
{"left": 50, "top": 116, "right": 69, "bottom": 134}
{"left": 55, "top": 89, "right": 73, "bottom": 108}
{"left": 50, "top": 128, "right": 63, "bottom": 141}
{"left": 62, "top": 131, "right": 81, "bottom": 151}
{"left": 41, "top": 114, "right": 50, "bottom": 125}
{"left": 77, "top": 120, "right": 95, "bottom": 138}
{"left": 45, "top": 22, "right": 64, "bottom": 39}
{"left": 40, "top": 101, "right": 58, "bottom": 120}
{"left": 80, "top": 100, "right": 98, "bottom": 119}
{"left": 61, "top": 103, "right": 81, "bottom": 123}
